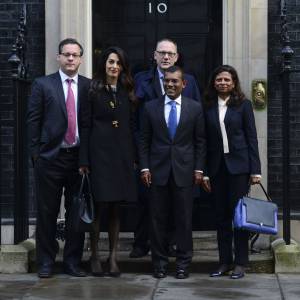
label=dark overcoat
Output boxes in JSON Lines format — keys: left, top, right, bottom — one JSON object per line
{"left": 79, "top": 85, "right": 137, "bottom": 202}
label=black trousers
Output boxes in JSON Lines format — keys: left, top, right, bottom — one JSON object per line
{"left": 149, "top": 173, "right": 193, "bottom": 271}
{"left": 210, "top": 157, "right": 250, "bottom": 266}
{"left": 34, "top": 149, "right": 85, "bottom": 267}
{"left": 133, "top": 178, "right": 150, "bottom": 250}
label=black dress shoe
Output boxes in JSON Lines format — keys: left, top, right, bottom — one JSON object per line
{"left": 210, "top": 264, "right": 232, "bottom": 277}
{"left": 175, "top": 269, "right": 189, "bottom": 279}
{"left": 230, "top": 265, "right": 245, "bottom": 279}
{"left": 38, "top": 264, "right": 53, "bottom": 278}
{"left": 64, "top": 264, "right": 86, "bottom": 277}
{"left": 153, "top": 269, "right": 167, "bottom": 279}
{"left": 129, "top": 246, "right": 149, "bottom": 258}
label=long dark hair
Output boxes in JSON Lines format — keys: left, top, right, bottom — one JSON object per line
{"left": 204, "top": 65, "right": 245, "bottom": 108}
{"left": 89, "top": 46, "right": 137, "bottom": 104}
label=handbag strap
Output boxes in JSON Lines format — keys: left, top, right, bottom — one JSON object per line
{"left": 258, "top": 182, "right": 272, "bottom": 202}
{"left": 248, "top": 182, "right": 272, "bottom": 202}
{"left": 85, "top": 173, "right": 92, "bottom": 194}
{"left": 78, "top": 174, "right": 86, "bottom": 195}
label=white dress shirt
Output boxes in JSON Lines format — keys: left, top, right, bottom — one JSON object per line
{"left": 59, "top": 69, "right": 79, "bottom": 147}
{"left": 218, "top": 96, "right": 230, "bottom": 154}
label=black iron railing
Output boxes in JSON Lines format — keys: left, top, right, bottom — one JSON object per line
{"left": 5, "top": 3, "right": 30, "bottom": 245}
{"left": 280, "top": 0, "right": 300, "bottom": 245}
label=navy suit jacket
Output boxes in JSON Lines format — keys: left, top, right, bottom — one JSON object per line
{"left": 204, "top": 98, "right": 261, "bottom": 177}
{"left": 27, "top": 71, "right": 90, "bottom": 161}
{"left": 135, "top": 67, "right": 201, "bottom": 104}
{"left": 139, "top": 96, "right": 206, "bottom": 187}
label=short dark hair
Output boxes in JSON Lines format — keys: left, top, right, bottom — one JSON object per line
{"left": 164, "top": 65, "right": 184, "bottom": 79}
{"left": 58, "top": 38, "right": 84, "bottom": 56}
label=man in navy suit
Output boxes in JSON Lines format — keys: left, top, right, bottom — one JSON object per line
{"left": 27, "top": 38, "right": 90, "bottom": 278}
{"left": 130, "top": 38, "right": 201, "bottom": 258}
{"left": 139, "top": 66, "right": 206, "bottom": 279}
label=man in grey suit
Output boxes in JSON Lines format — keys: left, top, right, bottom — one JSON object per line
{"left": 27, "top": 38, "right": 90, "bottom": 278}
{"left": 139, "top": 66, "right": 206, "bottom": 279}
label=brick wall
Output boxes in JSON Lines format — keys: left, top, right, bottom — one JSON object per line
{"left": 0, "top": 0, "right": 45, "bottom": 218}
{"left": 268, "top": 0, "right": 300, "bottom": 209}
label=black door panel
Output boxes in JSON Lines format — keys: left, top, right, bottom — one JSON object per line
{"left": 93, "top": 0, "right": 222, "bottom": 230}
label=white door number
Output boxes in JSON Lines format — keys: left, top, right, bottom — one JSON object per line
{"left": 148, "top": 2, "right": 168, "bottom": 14}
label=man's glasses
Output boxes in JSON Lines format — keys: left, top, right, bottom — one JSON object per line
{"left": 155, "top": 51, "right": 177, "bottom": 58}
{"left": 60, "top": 52, "right": 81, "bottom": 58}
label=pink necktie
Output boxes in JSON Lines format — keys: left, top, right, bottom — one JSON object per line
{"left": 64, "top": 79, "right": 76, "bottom": 145}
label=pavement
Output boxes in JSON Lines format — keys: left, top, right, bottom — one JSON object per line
{"left": 1, "top": 272, "right": 300, "bottom": 300}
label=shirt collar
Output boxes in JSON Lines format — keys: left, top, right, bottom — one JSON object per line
{"left": 165, "top": 94, "right": 182, "bottom": 105}
{"left": 59, "top": 69, "right": 78, "bottom": 84}
{"left": 218, "top": 96, "right": 230, "bottom": 107}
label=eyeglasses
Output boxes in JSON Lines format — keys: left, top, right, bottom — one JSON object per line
{"left": 60, "top": 52, "right": 81, "bottom": 58}
{"left": 155, "top": 51, "right": 177, "bottom": 58}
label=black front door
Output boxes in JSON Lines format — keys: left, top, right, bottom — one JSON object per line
{"left": 93, "top": 0, "right": 222, "bottom": 230}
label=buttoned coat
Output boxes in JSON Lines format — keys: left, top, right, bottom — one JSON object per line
{"left": 79, "top": 85, "right": 137, "bottom": 202}
{"left": 204, "top": 98, "right": 261, "bottom": 178}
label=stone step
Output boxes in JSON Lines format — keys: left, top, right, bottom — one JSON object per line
{"left": 28, "top": 231, "right": 274, "bottom": 274}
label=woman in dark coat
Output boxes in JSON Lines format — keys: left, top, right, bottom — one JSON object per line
{"left": 79, "top": 46, "right": 137, "bottom": 276}
{"left": 202, "top": 65, "right": 261, "bottom": 279}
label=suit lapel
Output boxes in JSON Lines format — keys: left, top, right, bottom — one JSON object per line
{"left": 77, "top": 75, "right": 83, "bottom": 114}
{"left": 173, "top": 96, "right": 188, "bottom": 140}
{"left": 54, "top": 72, "right": 67, "bottom": 117}
{"left": 154, "top": 70, "right": 163, "bottom": 98}
{"left": 213, "top": 101, "right": 223, "bottom": 139}
{"left": 156, "top": 96, "right": 169, "bottom": 139}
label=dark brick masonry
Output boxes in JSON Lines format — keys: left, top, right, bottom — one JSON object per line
{"left": 0, "top": 0, "right": 45, "bottom": 218}
{"left": 268, "top": 0, "right": 300, "bottom": 209}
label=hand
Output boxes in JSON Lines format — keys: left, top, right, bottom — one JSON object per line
{"left": 141, "top": 170, "right": 151, "bottom": 187}
{"left": 79, "top": 166, "right": 90, "bottom": 175}
{"left": 250, "top": 176, "right": 261, "bottom": 185}
{"left": 194, "top": 172, "right": 203, "bottom": 185}
{"left": 202, "top": 178, "right": 211, "bottom": 193}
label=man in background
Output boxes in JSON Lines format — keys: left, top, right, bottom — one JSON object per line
{"left": 131, "top": 38, "right": 201, "bottom": 258}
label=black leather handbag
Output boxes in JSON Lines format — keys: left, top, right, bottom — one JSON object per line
{"left": 70, "top": 173, "right": 95, "bottom": 232}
